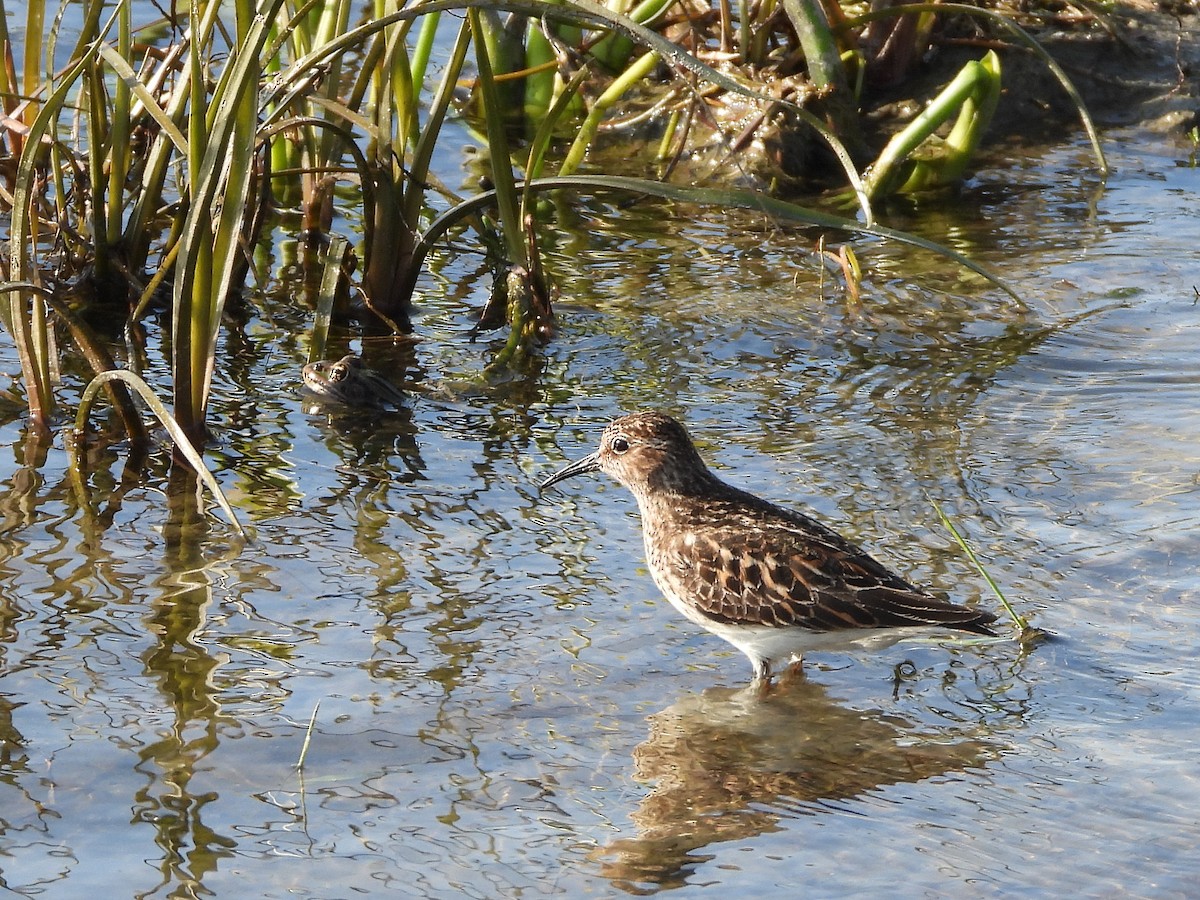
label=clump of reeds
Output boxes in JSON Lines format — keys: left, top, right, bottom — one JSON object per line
{"left": 0, "top": 0, "right": 1103, "bottom": 530}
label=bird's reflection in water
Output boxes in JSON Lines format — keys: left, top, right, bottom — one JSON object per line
{"left": 596, "top": 677, "right": 998, "bottom": 891}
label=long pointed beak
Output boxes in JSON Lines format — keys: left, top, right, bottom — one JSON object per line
{"left": 540, "top": 451, "right": 601, "bottom": 491}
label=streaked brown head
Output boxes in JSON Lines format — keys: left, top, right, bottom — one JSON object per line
{"left": 540, "top": 412, "right": 715, "bottom": 497}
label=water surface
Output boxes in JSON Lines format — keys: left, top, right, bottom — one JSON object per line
{"left": 1, "top": 130, "right": 1199, "bottom": 896}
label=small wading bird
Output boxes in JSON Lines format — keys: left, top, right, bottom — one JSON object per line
{"left": 540, "top": 412, "right": 997, "bottom": 685}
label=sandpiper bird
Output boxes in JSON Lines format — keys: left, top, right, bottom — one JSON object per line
{"left": 540, "top": 412, "right": 997, "bottom": 684}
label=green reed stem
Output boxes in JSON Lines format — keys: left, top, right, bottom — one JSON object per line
{"left": 409, "top": 10, "right": 440, "bottom": 88}
{"left": 522, "top": 64, "right": 591, "bottom": 222}
{"left": 560, "top": 49, "right": 659, "bottom": 176}
{"left": 469, "top": 7, "right": 528, "bottom": 267}
{"left": 929, "top": 497, "right": 1029, "bottom": 633}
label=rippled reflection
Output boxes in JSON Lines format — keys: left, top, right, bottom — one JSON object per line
{"left": 597, "top": 677, "right": 999, "bottom": 891}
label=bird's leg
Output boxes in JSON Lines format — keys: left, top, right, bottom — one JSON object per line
{"left": 750, "top": 658, "right": 775, "bottom": 696}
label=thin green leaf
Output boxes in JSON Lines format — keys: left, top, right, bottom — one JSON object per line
{"left": 929, "top": 496, "right": 1028, "bottom": 633}
{"left": 95, "top": 42, "right": 189, "bottom": 155}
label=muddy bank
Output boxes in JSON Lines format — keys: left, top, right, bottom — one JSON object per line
{"left": 928, "top": 0, "right": 1200, "bottom": 139}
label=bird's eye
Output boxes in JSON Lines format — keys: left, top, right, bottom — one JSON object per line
{"left": 610, "top": 435, "right": 630, "bottom": 454}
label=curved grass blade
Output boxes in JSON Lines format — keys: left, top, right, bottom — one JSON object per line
{"left": 72, "top": 370, "right": 247, "bottom": 538}
{"left": 415, "top": 174, "right": 1024, "bottom": 302}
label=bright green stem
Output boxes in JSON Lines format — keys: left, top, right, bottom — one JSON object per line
{"left": 936, "top": 51, "right": 1001, "bottom": 181}
{"left": 656, "top": 108, "right": 680, "bottom": 160}
{"left": 863, "top": 51, "right": 1001, "bottom": 200}
{"left": 409, "top": 10, "right": 441, "bottom": 89}
{"left": 560, "top": 49, "right": 659, "bottom": 176}
{"left": 589, "top": 0, "right": 673, "bottom": 70}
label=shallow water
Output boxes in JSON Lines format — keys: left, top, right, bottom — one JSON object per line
{"left": 3, "top": 126, "right": 1200, "bottom": 896}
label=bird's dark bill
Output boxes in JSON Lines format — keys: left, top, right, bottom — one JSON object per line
{"left": 540, "top": 452, "right": 601, "bottom": 491}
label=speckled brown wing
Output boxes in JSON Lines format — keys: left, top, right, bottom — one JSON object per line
{"left": 655, "top": 491, "right": 997, "bottom": 634}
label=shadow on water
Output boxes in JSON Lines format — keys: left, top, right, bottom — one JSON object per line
{"left": 596, "top": 676, "right": 1002, "bottom": 893}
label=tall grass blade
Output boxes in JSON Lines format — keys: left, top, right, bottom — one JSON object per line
{"left": 415, "top": 174, "right": 1023, "bottom": 302}
{"left": 173, "top": 0, "right": 284, "bottom": 441}
{"left": 4, "top": 48, "right": 97, "bottom": 431}
{"left": 468, "top": 7, "right": 528, "bottom": 267}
